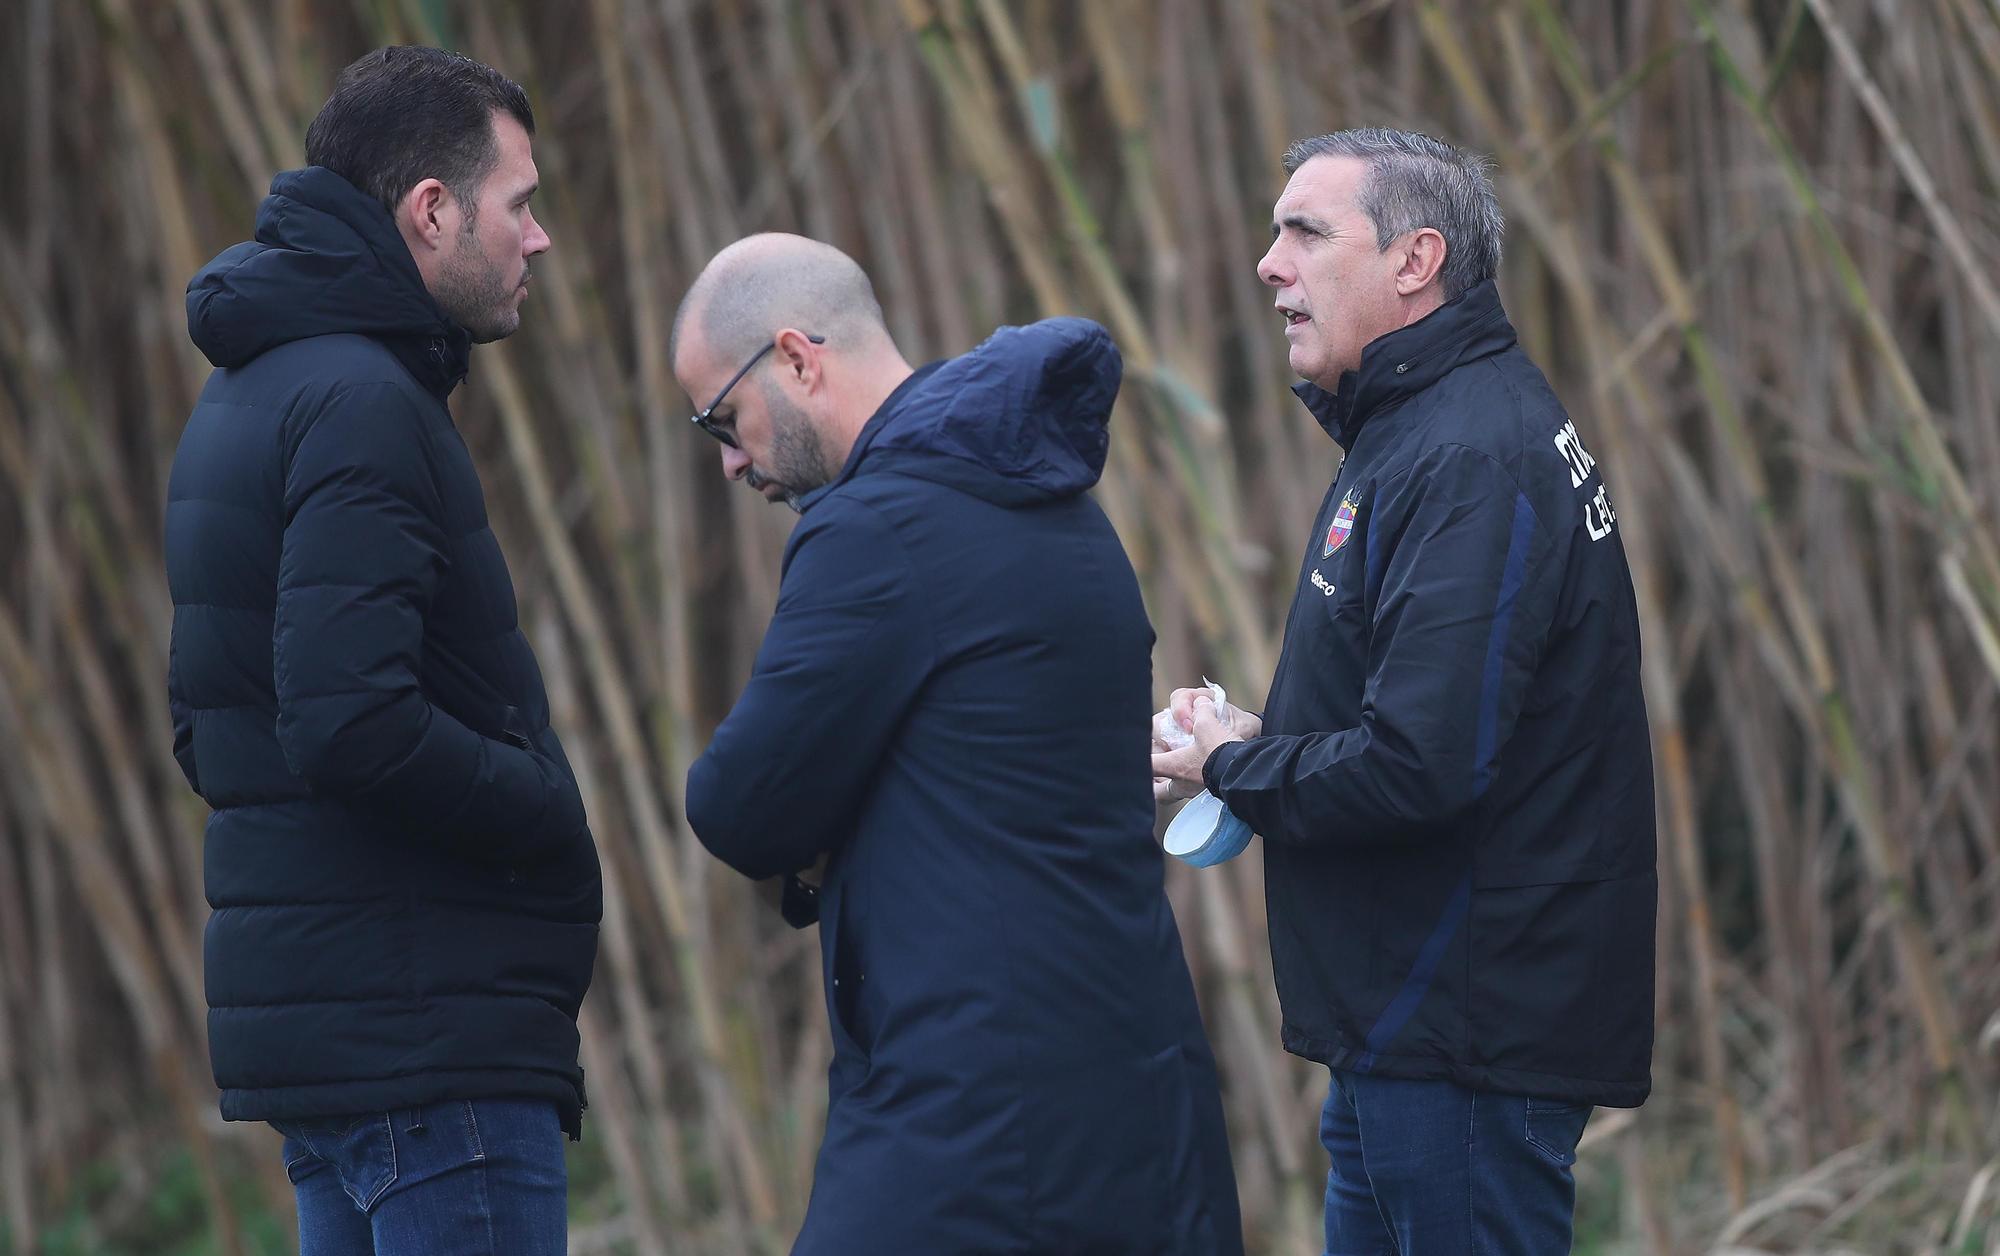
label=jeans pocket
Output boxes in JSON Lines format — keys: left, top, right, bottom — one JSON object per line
{"left": 275, "top": 1132, "right": 319, "bottom": 1183}
{"left": 1523, "top": 1096, "right": 1592, "bottom": 1168}
{"left": 383, "top": 1100, "right": 513, "bottom": 1203}
{"left": 311, "top": 1113, "right": 400, "bottom": 1211}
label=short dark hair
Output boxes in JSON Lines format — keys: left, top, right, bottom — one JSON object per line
{"left": 304, "top": 46, "right": 535, "bottom": 218}
{"left": 1283, "top": 128, "right": 1503, "bottom": 300}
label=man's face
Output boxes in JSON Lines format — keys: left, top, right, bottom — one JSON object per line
{"left": 1256, "top": 155, "right": 1405, "bottom": 386}
{"left": 676, "top": 337, "right": 836, "bottom": 508}
{"left": 433, "top": 112, "right": 549, "bottom": 343}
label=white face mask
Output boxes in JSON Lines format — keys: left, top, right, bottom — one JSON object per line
{"left": 1163, "top": 790, "right": 1253, "bottom": 868}
{"left": 1153, "top": 678, "right": 1254, "bottom": 867}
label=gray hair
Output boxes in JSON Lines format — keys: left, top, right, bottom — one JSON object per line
{"left": 1282, "top": 128, "right": 1503, "bottom": 300}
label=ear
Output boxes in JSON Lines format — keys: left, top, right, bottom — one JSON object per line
{"left": 1394, "top": 227, "right": 1448, "bottom": 296}
{"left": 773, "top": 327, "right": 825, "bottom": 391}
{"left": 398, "top": 178, "right": 454, "bottom": 255}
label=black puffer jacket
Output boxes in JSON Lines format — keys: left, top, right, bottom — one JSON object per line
{"left": 1205, "top": 281, "right": 1656, "bottom": 1108}
{"left": 167, "top": 166, "right": 600, "bottom": 1133}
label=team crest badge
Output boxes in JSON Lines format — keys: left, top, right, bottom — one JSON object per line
{"left": 1323, "top": 492, "right": 1361, "bottom": 557}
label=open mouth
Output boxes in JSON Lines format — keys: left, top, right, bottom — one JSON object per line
{"left": 1281, "top": 308, "right": 1310, "bottom": 327}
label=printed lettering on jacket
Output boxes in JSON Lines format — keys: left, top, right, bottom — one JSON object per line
{"left": 1554, "top": 417, "right": 1617, "bottom": 541}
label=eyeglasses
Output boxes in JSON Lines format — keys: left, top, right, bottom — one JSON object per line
{"left": 688, "top": 333, "right": 827, "bottom": 448}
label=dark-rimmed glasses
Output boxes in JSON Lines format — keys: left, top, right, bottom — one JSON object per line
{"left": 688, "top": 333, "right": 827, "bottom": 448}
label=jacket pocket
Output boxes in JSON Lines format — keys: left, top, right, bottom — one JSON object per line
{"left": 495, "top": 704, "right": 535, "bottom": 750}
{"left": 1471, "top": 826, "right": 1608, "bottom": 889}
{"left": 1467, "top": 877, "right": 1639, "bottom": 1086}
{"left": 1472, "top": 860, "right": 1606, "bottom": 890}
{"left": 830, "top": 925, "right": 869, "bottom": 1055}
{"left": 822, "top": 877, "right": 871, "bottom": 1061}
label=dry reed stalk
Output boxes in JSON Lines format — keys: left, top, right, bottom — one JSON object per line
{"left": 1418, "top": 3, "right": 1751, "bottom": 1214}
{"left": 0, "top": 764, "right": 35, "bottom": 1256}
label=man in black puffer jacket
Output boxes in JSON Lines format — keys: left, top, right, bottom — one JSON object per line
{"left": 166, "top": 46, "right": 596, "bottom": 1254}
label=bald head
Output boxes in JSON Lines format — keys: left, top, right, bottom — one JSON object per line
{"left": 673, "top": 234, "right": 915, "bottom": 509}
{"left": 672, "top": 233, "right": 894, "bottom": 374}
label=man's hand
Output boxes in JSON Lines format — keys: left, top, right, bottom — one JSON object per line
{"left": 753, "top": 851, "right": 832, "bottom": 915}
{"left": 1152, "top": 688, "right": 1262, "bottom": 802}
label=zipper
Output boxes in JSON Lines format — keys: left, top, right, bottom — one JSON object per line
{"left": 500, "top": 726, "right": 533, "bottom": 884}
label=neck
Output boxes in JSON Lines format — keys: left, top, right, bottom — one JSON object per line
{"left": 1396, "top": 288, "right": 1447, "bottom": 330}
{"left": 824, "top": 352, "right": 915, "bottom": 467}
{"left": 1315, "top": 289, "right": 1453, "bottom": 387}
{"left": 396, "top": 218, "right": 442, "bottom": 296}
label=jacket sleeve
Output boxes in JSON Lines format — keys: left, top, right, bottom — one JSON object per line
{"left": 272, "top": 381, "right": 585, "bottom": 862}
{"left": 1205, "top": 443, "right": 1559, "bottom": 844}
{"left": 685, "top": 496, "right": 934, "bottom": 881}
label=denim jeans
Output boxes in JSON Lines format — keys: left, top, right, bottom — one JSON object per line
{"left": 273, "top": 1098, "right": 567, "bottom": 1256}
{"left": 1319, "top": 1068, "right": 1592, "bottom": 1255}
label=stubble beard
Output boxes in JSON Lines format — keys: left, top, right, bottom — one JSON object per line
{"left": 757, "top": 387, "right": 837, "bottom": 511}
{"left": 435, "top": 220, "right": 523, "bottom": 344}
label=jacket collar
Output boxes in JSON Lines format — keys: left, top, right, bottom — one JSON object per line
{"left": 186, "top": 166, "right": 472, "bottom": 401}
{"left": 1292, "top": 279, "right": 1516, "bottom": 450}
{"left": 392, "top": 325, "right": 471, "bottom": 401}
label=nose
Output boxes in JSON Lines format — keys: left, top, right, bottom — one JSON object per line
{"left": 524, "top": 210, "right": 551, "bottom": 257}
{"left": 720, "top": 443, "right": 752, "bottom": 482}
{"left": 1257, "top": 240, "right": 1290, "bottom": 288}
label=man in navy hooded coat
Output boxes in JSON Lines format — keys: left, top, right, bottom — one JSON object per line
{"left": 674, "top": 234, "right": 1242, "bottom": 1255}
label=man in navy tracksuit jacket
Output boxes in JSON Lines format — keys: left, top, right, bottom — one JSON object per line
{"left": 1155, "top": 129, "right": 1656, "bottom": 1252}
{"left": 674, "top": 234, "right": 1241, "bottom": 1255}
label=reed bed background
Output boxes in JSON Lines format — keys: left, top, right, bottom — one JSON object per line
{"left": 1, "top": 0, "right": 1997, "bottom": 1251}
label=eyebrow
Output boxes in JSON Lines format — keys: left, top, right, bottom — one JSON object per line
{"left": 1272, "top": 212, "right": 1335, "bottom": 240}
{"left": 513, "top": 181, "right": 539, "bottom": 207}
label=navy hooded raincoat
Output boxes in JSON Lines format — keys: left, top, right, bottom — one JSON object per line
{"left": 687, "top": 319, "right": 1242, "bottom": 1255}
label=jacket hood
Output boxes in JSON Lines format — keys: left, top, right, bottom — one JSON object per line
{"left": 810, "top": 317, "right": 1122, "bottom": 509}
{"left": 186, "top": 166, "right": 469, "bottom": 395}
{"left": 1294, "top": 278, "right": 1516, "bottom": 449}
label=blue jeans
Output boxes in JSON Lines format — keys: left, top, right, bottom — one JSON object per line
{"left": 273, "top": 1098, "right": 567, "bottom": 1256}
{"left": 1319, "top": 1069, "right": 1592, "bottom": 1255}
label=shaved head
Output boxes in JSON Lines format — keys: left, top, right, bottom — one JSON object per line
{"left": 672, "top": 233, "right": 893, "bottom": 373}
{"left": 673, "top": 234, "right": 915, "bottom": 511}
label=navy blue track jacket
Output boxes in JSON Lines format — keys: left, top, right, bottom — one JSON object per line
{"left": 167, "top": 167, "right": 600, "bottom": 1133}
{"left": 1205, "top": 281, "right": 1657, "bottom": 1108}
{"left": 687, "top": 320, "right": 1242, "bottom": 1255}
